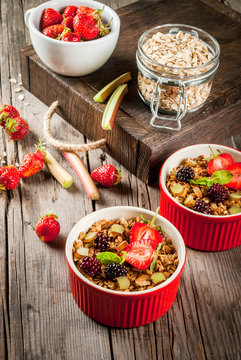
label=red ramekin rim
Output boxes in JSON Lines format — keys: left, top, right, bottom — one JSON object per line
{"left": 159, "top": 143, "right": 241, "bottom": 221}
{"left": 65, "top": 206, "right": 186, "bottom": 297}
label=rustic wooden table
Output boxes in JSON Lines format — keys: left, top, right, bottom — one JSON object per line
{"left": 0, "top": 1, "right": 240, "bottom": 359}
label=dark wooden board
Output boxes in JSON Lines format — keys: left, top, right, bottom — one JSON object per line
{"left": 21, "top": 0, "right": 241, "bottom": 183}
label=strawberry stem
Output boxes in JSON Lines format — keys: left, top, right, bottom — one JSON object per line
{"left": 150, "top": 207, "right": 160, "bottom": 227}
{"left": 209, "top": 146, "right": 216, "bottom": 159}
{"left": 35, "top": 139, "right": 47, "bottom": 156}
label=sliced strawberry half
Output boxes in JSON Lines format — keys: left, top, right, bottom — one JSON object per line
{"left": 207, "top": 153, "right": 234, "bottom": 175}
{"left": 225, "top": 162, "right": 241, "bottom": 190}
{"left": 124, "top": 239, "right": 156, "bottom": 270}
{"left": 130, "top": 222, "right": 163, "bottom": 246}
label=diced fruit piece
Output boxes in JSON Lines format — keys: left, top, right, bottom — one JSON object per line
{"left": 110, "top": 224, "right": 124, "bottom": 234}
{"left": 84, "top": 231, "right": 98, "bottom": 242}
{"left": 35, "top": 213, "right": 60, "bottom": 242}
{"left": 193, "top": 186, "right": 203, "bottom": 199}
{"left": 229, "top": 205, "right": 241, "bottom": 215}
{"left": 116, "top": 240, "right": 128, "bottom": 252}
{"left": 125, "top": 239, "right": 156, "bottom": 270}
{"left": 63, "top": 5, "right": 77, "bottom": 18}
{"left": 170, "top": 183, "right": 183, "bottom": 195}
{"left": 44, "top": 150, "right": 73, "bottom": 188}
{"left": 41, "top": 8, "right": 63, "bottom": 29}
{"left": 207, "top": 150, "right": 234, "bottom": 175}
{"left": 42, "top": 24, "right": 65, "bottom": 38}
{"left": 91, "top": 164, "right": 121, "bottom": 187}
{"left": 229, "top": 192, "right": 241, "bottom": 201}
{"left": 76, "top": 247, "right": 89, "bottom": 257}
{"left": 225, "top": 163, "right": 241, "bottom": 190}
{"left": 0, "top": 165, "right": 19, "bottom": 191}
{"left": 101, "top": 84, "right": 128, "bottom": 130}
{"left": 116, "top": 276, "right": 130, "bottom": 290}
{"left": 151, "top": 272, "right": 166, "bottom": 284}
{"left": 93, "top": 72, "right": 132, "bottom": 103}
{"left": 62, "top": 151, "right": 99, "bottom": 200}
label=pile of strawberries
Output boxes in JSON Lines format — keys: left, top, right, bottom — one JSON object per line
{"left": 41, "top": 5, "right": 111, "bottom": 42}
{"left": 0, "top": 104, "right": 29, "bottom": 141}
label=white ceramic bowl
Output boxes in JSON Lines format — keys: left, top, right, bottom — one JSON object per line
{"left": 25, "top": 0, "right": 120, "bottom": 76}
{"left": 65, "top": 206, "right": 186, "bottom": 327}
{"left": 159, "top": 144, "right": 241, "bottom": 251}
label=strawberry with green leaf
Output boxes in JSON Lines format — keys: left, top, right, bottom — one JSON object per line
{"left": 5, "top": 117, "right": 29, "bottom": 141}
{"left": 19, "top": 141, "right": 46, "bottom": 178}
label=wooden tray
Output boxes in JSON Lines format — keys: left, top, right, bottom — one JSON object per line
{"left": 20, "top": 0, "right": 241, "bottom": 183}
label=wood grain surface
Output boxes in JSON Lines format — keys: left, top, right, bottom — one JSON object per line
{"left": 0, "top": 1, "right": 241, "bottom": 360}
{"left": 21, "top": 0, "right": 241, "bottom": 183}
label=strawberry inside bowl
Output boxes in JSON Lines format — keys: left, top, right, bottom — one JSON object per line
{"left": 159, "top": 144, "right": 241, "bottom": 251}
{"left": 24, "top": 0, "right": 120, "bottom": 76}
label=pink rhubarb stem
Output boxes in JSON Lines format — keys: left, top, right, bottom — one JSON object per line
{"left": 62, "top": 151, "right": 99, "bottom": 200}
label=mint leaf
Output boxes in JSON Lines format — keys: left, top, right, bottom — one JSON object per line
{"left": 190, "top": 170, "right": 233, "bottom": 187}
{"left": 211, "top": 170, "right": 233, "bottom": 185}
{"left": 97, "top": 252, "right": 121, "bottom": 264}
{"left": 150, "top": 243, "right": 163, "bottom": 272}
{"left": 120, "top": 251, "right": 126, "bottom": 264}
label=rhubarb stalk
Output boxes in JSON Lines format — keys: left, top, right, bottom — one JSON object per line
{"left": 101, "top": 84, "right": 128, "bottom": 130}
{"left": 93, "top": 72, "right": 131, "bottom": 103}
{"left": 62, "top": 151, "right": 99, "bottom": 200}
{"left": 44, "top": 150, "right": 73, "bottom": 188}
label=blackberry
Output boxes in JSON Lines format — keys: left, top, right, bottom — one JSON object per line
{"left": 95, "top": 233, "right": 111, "bottom": 252}
{"left": 79, "top": 257, "right": 101, "bottom": 278}
{"left": 193, "top": 199, "right": 211, "bottom": 215}
{"left": 207, "top": 183, "right": 229, "bottom": 203}
{"left": 176, "top": 166, "right": 195, "bottom": 182}
{"left": 104, "top": 264, "right": 127, "bottom": 281}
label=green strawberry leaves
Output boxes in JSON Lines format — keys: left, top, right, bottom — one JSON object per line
{"left": 190, "top": 170, "right": 233, "bottom": 187}
{"left": 97, "top": 251, "right": 126, "bottom": 265}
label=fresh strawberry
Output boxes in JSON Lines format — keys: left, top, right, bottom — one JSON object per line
{"left": 19, "top": 143, "right": 46, "bottom": 178}
{"left": 42, "top": 24, "right": 65, "bottom": 38}
{"left": 63, "top": 5, "right": 77, "bottom": 18}
{"left": 207, "top": 148, "right": 234, "bottom": 175}
{"left": 61, "top": 16, "right": 74, "bottom": 31}
{"left": 35, "top": 213, "right": 60, "bottom": 242}
{"left": 5, "top": 117, "right": 29, "bottom": 141}
{"left": 61, "top": 32, "right": 81, "bottom": 42}
{"left": 130, "top": 222, "right": 163, "bottom": 245}
{"left": 73, "top": 13, "right": 99, "bottom": 40}
{"left": 91, "top": 164, "right": 121, "bottom": 187}
{"left": 0, "top": 105, "right": 20, "bottom": 127}
{"left": 130, "top": 208, "right": 163, "bottom": 246}
{"left": 0, "top": 165, "right": 19, "bottom": 190}
{"left": 225, "top": 163, "right": 241, "bottom": 190}
{"left": 41, "top": 8, "right": 63, "bottom": 29}
{"left": 76, "top": 6, "right": 95, "bottom": 16}
{"left": 124, "top": 239, "right": 156, "bottom": 270}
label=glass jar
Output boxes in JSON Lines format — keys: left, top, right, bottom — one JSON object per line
{"left": 136, "top": 24, "right": 220, "bottom": 130}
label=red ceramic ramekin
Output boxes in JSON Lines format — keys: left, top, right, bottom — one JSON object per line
{"left": 66, "top": 206, "right": 186, "bottom": 328}
{"left": 159, "top": 144, "right": 241, "bottom": 251}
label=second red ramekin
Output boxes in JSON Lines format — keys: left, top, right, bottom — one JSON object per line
{"left": 66, "top": 206, "right": 186, "bottom": 328}
{"left": 159, "top": 144, "right": 241, "bottom": 251}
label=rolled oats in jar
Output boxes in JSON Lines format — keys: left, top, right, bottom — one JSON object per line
{"left": 136, "top": 24, "right": 220, "bottom": 130}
